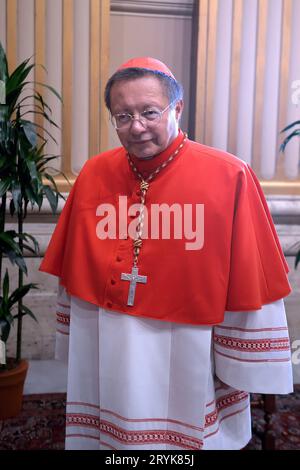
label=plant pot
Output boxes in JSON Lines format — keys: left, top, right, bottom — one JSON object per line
{"left": 0, "top": 359, "right": 29, "bottom": 420}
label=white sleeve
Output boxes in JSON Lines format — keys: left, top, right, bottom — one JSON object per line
{"left": 213, "top": 299, "right": 293, "bottom": 394}
{"left": 55, "top": 282, "right": 70, "bottom": 363}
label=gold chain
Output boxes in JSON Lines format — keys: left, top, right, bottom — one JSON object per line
{"left": 126, "top": 133, "right": 188, "bottom": 267}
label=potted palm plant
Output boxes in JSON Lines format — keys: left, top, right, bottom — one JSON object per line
{"left": 0, "top": 41, "right": 64, "bottom": 419}
{"left": 280, "top": 120, "right": 300, "bottom": 268}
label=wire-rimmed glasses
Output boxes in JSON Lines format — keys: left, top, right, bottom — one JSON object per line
{"left": 110, "top": 100, "right": 176, "bottom": 130}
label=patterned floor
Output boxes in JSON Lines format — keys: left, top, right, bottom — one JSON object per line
{"left": 0, "top": 388, "right": 299, "bottom": 450}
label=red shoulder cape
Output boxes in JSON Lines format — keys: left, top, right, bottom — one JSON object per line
{"left": 40, "top": 135, "right": 291, "bottom": 325}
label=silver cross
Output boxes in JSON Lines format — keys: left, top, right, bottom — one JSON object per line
{"left": 121, "top": 267, "right": 147, "bottom": 306}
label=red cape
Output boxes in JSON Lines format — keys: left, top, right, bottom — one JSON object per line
{"left": 40, "top": 133, "right": 291, "bottom": 325}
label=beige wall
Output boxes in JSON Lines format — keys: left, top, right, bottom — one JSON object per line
{"left": 108, "top": 0, "right": 193, "bottom": 149}
{"left": 191, "top": 0, "right": 300, "bottom": 194}
{"left": 1, "top": 0, "right": 299, "bottom": 188}
{"left": 0, "top": 0, "right": 110, "bottom": 190}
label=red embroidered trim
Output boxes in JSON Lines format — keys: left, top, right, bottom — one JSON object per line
{"left": 66, "top": 414, "right": 203, "bottom": 450}
{"left": 100, "top": 419, "right": 202, "bottom": 450}
{"left": 205, "top": 391, "right": 248, "bottom": 427}
{"left": 204, "top": 403, "right": 249, "bottom": 439}
{"left": 66, "top": 392, "right": 249, "bottom": 447}
{"left": 214, "top": 333, "right": 290, "bottom": 352}
{"left": 56, "top": 311, "right": 70, "bottom": 325}
{"left": 66, "top": 413, "right": 99, "bottom": 429}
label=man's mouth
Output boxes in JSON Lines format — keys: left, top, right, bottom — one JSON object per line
{"left": 131, "top": 140, "right": 152, "bottom": 145}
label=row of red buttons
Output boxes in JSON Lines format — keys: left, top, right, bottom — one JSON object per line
{"left": 107, "top": 254, "right": 125, "bottom": 308}
{"left": 106, "top": 188, "right": 142, "bottom": 307}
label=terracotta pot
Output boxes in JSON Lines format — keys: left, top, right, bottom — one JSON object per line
{"left": 0, "top": 359, "right": 29, "bottom": 420}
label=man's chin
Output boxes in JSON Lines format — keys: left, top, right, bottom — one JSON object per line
{"left": 135, "top": 153, "right": 155, "bottom": 160}
{"left": 130, "top": 143, "right": 157, "bottom": 160}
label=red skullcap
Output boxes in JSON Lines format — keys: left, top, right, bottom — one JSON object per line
{"left": 118, "top": 57, "right": 176, "bottom": 80}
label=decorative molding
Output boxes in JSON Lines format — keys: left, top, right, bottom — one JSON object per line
{"left": 110, "top": 0, "right": 194, "bottom": 17}
{"left": 275, "top": 225, "right": 300, "bottom": 256}
{"left": 266, "top": 195, "right": 300, "bottom": 224}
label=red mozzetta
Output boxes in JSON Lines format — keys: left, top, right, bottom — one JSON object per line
{"left": 40, "top": 131, "right": 291, "bottom": 324}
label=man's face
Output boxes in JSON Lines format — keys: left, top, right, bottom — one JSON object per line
{"left": 110, "top": 76, "right": 183, "bottom": 159}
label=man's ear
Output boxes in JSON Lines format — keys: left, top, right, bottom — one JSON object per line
{"left": 175, "top": 100, "right": 184, "bottom": 121}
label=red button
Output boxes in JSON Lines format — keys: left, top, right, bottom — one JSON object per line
{"left": 111, "top": 279, "right": 116, "bottom": 285}
{"left": 116, "top": 256, "right": 122, "bottom": 262}
{"left": 136, "top": 190, "right": 141, "bottom": 196}
{"left": 107, "top": 302, "right": 112, "bottom": 308}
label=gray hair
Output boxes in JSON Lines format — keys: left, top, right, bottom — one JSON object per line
{"left": 104, "top": 67, "right": 183, "bottom": 111}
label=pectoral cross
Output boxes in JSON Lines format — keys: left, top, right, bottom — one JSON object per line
{"left": 121, "top": 267, "right": 147, "bottom": 306}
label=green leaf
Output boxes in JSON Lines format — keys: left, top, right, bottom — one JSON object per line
{"left": 35, "top": 91, "right": 52, "bottom": 114}
{"left": 21, "top": 232, "right": 39, "bottom": 255}
{"left": 9, "top": 198, "right": 15, "bottom": 217}
{"left": 26, "top": 159, "right": 39, "bottom": 181}
{"left": 0, "top": 178, "right": 11, "bottom": 197}
{"left": 0, "top": 41, "right": 8, "bottom": 83}
{"left": 2, "top": 270, "right": 9, "bottom": 303}
{"left": 25, "top": 186, "right": 38, "bottom": 207}
{"left": 0, "top": 80, "right": 5, "bottom": 104}
{"left": 0, "top": 231, "right": 22, "bottom": 255}
{"left": 20, "top": 304, "right": 38, "bottom": 322}
{"left": 6, "top": 250, "right": 28, "bottom": 275}
{"left": 12, "top": 185, "right": 21, "bottom": 211}
{"left": 0, "top": 319, "right": 11, "bottom": 343}
{"left": 281, "top": 120, "right": 300, "bottom": 133}
{"left": 295, "top": 250, "right": 300, "bottom": 269}
{"left": 43, "top": 184, "right": 58, "bottom": 214}
{"left": 280, "top": 130, "right": 300, "bottom": 152}
{"left": 0, "top": 230, "right": 28, "bottom": 273}
{"left": 21, "top": 109, "right": 60, "bottom": 130}
{"left": 43, "top": 172, "right": 61, "bottom": 195}
{"left": 37, "top": 192, "right": 43, "bottom": 210}
{"left": 6, "top": 60, "right": 34, "bottom": 95}
{"left": 21, "top": 243, "right": 36, "bottom": 255}
{"left": 8, "top": 283, "right": 38, "bottom": 308}
{"left": 20, "top": 119, "right": 58, "bottom": 144}
{"left": 22, "top": 121, "right": 37, "bottom": 147}
{"left": 52, "top": 170, "right": 71, "bottom": 193}
{"left": 37, "top": 156, "right": 59, "bottom": 172}
{"left": 6, "top": 82, "right": 30, "bottom": 111}
{"left": 34, "top": 82, "right": 62, "bottom": 102}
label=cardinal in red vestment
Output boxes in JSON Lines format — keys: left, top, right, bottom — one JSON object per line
{"left": 40, "top": 57, "right": 293, "bottom": 451}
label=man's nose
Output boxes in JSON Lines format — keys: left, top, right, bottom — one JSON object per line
{"left": 129, "top": 117, "right": 146, "bottom": 133}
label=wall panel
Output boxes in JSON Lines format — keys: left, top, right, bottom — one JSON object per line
{"left": 192, "top": 0, "right": 300, "bottom": 194}
{"left": 109, "top": 1, "right": 193, "bottom": 149}
{"left": 2, "top": 0, "right": 110, "bottom": 191}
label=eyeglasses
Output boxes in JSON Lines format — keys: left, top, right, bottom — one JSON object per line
{"left": 110, "top": 101, "right": 176, "bottom": 130}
